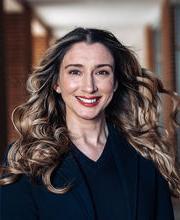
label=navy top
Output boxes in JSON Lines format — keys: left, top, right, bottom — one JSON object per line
{"left": 70, "top": 134, "right": 129, "bottom": 220}
{"left": 0, "top": 123, "right": 174, "bottom": 220}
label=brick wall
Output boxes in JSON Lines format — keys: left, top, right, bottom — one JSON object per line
{"left": 144, "top": 25, "right": 155, "bottom": 72}
{"left": 0, "top": 1, "right": 7, "bottom": 159}
{"left": 161, "top": 0, "right": 176, "bottom": 134}
{"left": 32, "top": 35, "right": 50, "bottom": 67}
{"left": 4, "top": 10, "right": 32, "bottom": 143}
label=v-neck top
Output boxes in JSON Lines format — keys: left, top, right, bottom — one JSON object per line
{"left": 70, "top": 134, "right": 110, "bottom": 174}
{"left": 70, "top": 127, "right": 129, "bottom": 220}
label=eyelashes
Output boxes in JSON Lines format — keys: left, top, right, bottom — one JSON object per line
{"left": 68, "top": 70, "right": 80, "bottom": 75}
{"left": 68, "top": 70, "right": 111, "bottom": 76}
{"left": 96, "top": 70, "right": 110, "bottom": 75}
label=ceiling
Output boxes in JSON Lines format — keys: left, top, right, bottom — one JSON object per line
{"left": 24, "top": 0, "right": 162, "bottom": 37}
{"left": 4, "top": 0, "right": 163, "bottom": 65}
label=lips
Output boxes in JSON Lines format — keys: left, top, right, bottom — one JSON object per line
{"left": 75, "top": 96, "right": 101, "bottom": 107}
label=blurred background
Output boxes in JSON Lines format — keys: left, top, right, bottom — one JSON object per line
{"left": 0, "top": 0, "right": 180, "bottom": 218}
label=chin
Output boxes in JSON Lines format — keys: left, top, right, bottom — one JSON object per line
{"left": 77, "top": 111, "right": 103, "bottom": 121}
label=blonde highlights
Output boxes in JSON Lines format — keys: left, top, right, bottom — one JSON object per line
{"left": 0, "top": 27, "right": 180, "bottom": 197}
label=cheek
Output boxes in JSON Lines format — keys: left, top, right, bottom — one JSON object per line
{"left": 98, "top": 79, "right": 115, "bottom": 94}
{"left": 60, "top": 78, "right": 79, "bottom": 94}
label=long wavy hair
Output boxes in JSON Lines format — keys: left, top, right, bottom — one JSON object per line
{"left": 1, "top": 27, "right": 180, "bottom": 197}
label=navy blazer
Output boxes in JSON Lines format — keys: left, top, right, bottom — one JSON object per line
{"left": 0, "top": 124, "right": 174, "bottom": 220}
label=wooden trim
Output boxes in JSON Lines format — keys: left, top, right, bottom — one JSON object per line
{"left": 161, "top": 0, "right": 176, "bottom": 140}
{"left": 144, "top": 25, "right": 155, "bottom": 72}
{"left": 0, "top": 0, "right": 8, "bottom": 160}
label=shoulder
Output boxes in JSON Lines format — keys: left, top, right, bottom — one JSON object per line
{"left": 0, "top": 174, "right": 34, "bottom": 195}
{"left": 0, "top": 142, "right": 38, "bottom": 198}
{"left": 136, "top": 148, "right": 170, "bottom": 194}
{"left": 112, "top": 123, "right": 166, "bottom": 181}
{"left": 0, "top": 175, "right": 40, "bottom": 219}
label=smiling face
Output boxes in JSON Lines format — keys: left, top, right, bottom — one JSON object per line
{"left": 54, "top": 42, "right": 118, "bottom": 123}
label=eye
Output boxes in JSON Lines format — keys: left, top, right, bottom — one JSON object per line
{"left": 96, "top": 70, "right": 110, "bottom": 75}
{"left": 68, "top": 70, "right": 81, "bottom": 75}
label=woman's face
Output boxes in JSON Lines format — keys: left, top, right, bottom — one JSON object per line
{"left": 54, "top": 42, "right": 118, "bottom": 122}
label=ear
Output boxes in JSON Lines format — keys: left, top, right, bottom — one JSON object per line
{"left": 113, "top": 81, "right": 118, "bottom": 92}
{"left": 53, "top": 83, "right": 61, "bottom": 94}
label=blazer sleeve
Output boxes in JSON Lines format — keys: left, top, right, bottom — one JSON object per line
{"left": 155, "top": 168, "right": 175, "bottom": 220}
{"left": 0, "top": 143, "right": 38, "bottom": 220}
{"left": 0, "top": 175, "right": 39, "bottom": 220}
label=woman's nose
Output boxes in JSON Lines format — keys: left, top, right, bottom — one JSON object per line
{"left": 81, "top": 74, "right": 98, "bottom": 93}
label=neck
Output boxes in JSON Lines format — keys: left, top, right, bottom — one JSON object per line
{"left": 66, "top": 115, "right": 108, "bottom": 148}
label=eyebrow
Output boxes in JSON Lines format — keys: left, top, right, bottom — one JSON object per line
{"left": 64, "top": 64, "right": 114, "bottom": 70}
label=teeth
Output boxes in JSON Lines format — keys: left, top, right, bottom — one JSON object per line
{"left": 77, "top": 97, "right": 98, "bottom": 103}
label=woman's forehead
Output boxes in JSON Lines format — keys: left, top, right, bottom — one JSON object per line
{"left": 61, "top": 42, "right": 114, "bottom": 66}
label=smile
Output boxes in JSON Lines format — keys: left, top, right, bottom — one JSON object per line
{"left": 76, "top": 96, "right": 101, "bottom": 107}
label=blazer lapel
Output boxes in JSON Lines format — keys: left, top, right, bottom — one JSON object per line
{"left": 54, "top": 122, "right": 139, "bottom": 220}
{"left": 108, "top": 123, "right": 139, "bottom": 220}
{"left": 55, "top": 152, "right": 95, "bottom": 220}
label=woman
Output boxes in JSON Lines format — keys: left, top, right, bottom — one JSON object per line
{"left": 0, "top": 27, "right": 180, "bottom": 220}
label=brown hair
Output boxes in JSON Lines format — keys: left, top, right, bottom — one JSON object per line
{"left": 1, "top": 27, "right": 180, "bottom": 197}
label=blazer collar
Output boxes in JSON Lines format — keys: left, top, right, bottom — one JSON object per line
{"left": 55, "top": 152, "right": 95, "bottom": 220}
{"left": 55, "top": 122, "right": 139, "bottom": 220}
